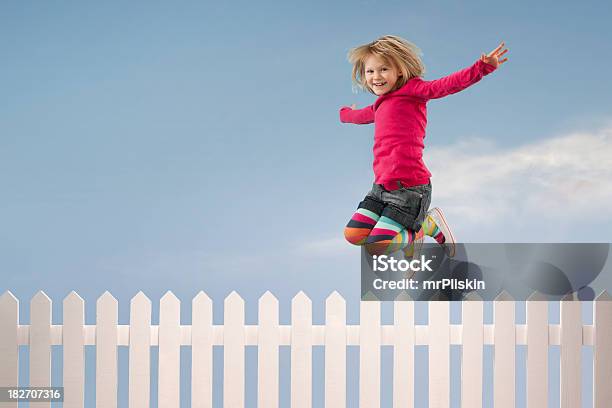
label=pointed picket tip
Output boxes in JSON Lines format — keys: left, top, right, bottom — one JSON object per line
{"left": 326, "top": 291, "right": 345, "bottom": 305}
{"left": 527, "top": 291, "right": 548, "bottom": 302}
{"left": 225, "top": 291, "right": 244, "bottom": 301}
{"left": 97, "top": 291, "right": 117, "bottom": 306}
{"left": 361, "top": 291, "right": 379, "bottom": 301}
{"left": 428, "top": 292, "right": 448, "bottom": 301}
{"left": 225, "top": 291, "right": 243, "bottom": 302}
{"left": 192, "top": 291, "right": 212, "bottom": 305}
{"left": 494, "top": 290, "right": 514, "bottom": 302}
{"left": 224, "top": 291, "right": 245, "bottom": 325}
{"left": 462, "top": 292, "right": 482, "bottom": 301}
{"left": 258, "top": 292, "right": 278, "bottom": 325}
{"left": 32, "top": 290, "right": 51, "bottom": 301}
{"left": 293, "top": 290, "right": 308, "bottom": 300}
{"left": 595, "top": 290, "right": 611, "bottom": 301}
{"left": 259, "top": 291, "right": 278, "bottom": 305}
{"left": 131, "top": 291, "right": 151, "bottom": 305}
{"left": 32, "top": 290, "right": 51, "bottom": 303}
{"left": 160, "top": 291, "right": 180, "bottom": 305}
{"left": 561, "top": 292, "right": 577, "bottom": 302}
{"left": 0, "top": 290, "right": 18, "bottom": 304}
{"left": 63, "top": 291, "right": 84, "bottom": 305}
{"left": 0, "top": 291, "right": 18, "bottom": 319}
{"left": 394, "top": 291, "right": 413, "bottom": 301}
{"left": 328, "top": 290, "right": 342, "bottom": 298}
{"left": 133, "top": 290, "right": 148, "bottom": 299}
{"left": 292, "top": 291, "right": 311, "bottom": 304}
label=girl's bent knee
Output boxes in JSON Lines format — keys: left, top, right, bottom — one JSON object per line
{"left": 344, "top": 226, "right": 367, "bottom": 246}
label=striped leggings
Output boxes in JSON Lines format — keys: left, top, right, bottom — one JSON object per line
{"left": 344, "top": 195, "right": 422, "bottom": 255}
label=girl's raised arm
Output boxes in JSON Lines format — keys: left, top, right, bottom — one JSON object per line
{"left": 339, "top": 104, "right": 375, "bottom": 124}
{"left": 406, "top": 42, "right": 508, "bottom": 101}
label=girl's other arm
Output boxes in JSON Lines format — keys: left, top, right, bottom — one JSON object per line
{"left": 408, "top": 42, "right": 508, "bottom": 101}
{"left": 339, "top": 104, "right": 375, "bottom": 124}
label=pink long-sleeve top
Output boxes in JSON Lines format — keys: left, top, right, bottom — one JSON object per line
{"left": 340, "top": 59, "right": 496, "bottom": 190}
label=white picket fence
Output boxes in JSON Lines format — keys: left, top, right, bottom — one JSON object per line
{"left": 1, "top": 290, "right": 612, "bottom": 408}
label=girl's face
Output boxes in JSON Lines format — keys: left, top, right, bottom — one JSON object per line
{"left": 364, "top": 54, "right": 401, "bottom": 95}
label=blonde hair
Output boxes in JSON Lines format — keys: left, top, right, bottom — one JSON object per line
{"left": 348, "top": 35, "right": 425, "bottom": 94}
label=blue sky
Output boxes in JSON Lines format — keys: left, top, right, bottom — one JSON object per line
{"left": 1, "top": 0, "right": 611, "bottom": 405}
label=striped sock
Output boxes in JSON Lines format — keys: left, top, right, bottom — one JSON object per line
{"left": 387, "top": 227, "right": 417, "bottom": 254}
{"left": 403, "top": 227, "right": 424, "bottom": 254}
{"left": 344, "top": 208, "right": 380, "bottom": 246}
{"left": 365, "top": 216, "right": 415, "bottom": 255}
{"left": 421, "top": 214, "right": 445, "bottom": 244}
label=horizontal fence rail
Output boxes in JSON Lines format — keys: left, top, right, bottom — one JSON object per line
{"left": 0, "top": 290, "right": 611, "bottom": 408}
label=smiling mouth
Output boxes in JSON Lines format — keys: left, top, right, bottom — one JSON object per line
{"left": 373, "top": 82, "right": 387, "bottom": 87}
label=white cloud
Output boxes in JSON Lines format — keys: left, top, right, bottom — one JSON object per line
{"left": 426, "top": 126, "right": 612, "bottom": 239}
{"left": 294, "top": 127, "right": 612, "bottom": 250}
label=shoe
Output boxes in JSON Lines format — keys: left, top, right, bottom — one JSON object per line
{"left": 427, "top": 207, "right": 456, "bottom": 257}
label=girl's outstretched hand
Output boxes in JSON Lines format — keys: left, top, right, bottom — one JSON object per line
{"left": 481, "top": 42, "right": 508, "bottom": 68}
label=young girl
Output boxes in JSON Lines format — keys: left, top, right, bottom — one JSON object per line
{"left": 341, "top": 35, "right": 508, "bottom": 257}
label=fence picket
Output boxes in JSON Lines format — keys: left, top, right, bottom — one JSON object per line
{"left": 192, "top": 291, "right": 213, "bottom": 408}
{"left": 30, "top": 291, "right": 51, "bottom": 408}
{"left": 258, "top": 291, "right": 280, "bottom": 408}
{"left": 494, "top": 291, "right": 515, "bottom": 408}
{"left": 63, "top": 292, "right": 85, "bottom": 408}
{"left": 461, "top": 293, "right": 483, "bottom": 408}
{"left": 393, "top": 294, "right": 414, "bottom": 408}
{"left": 429, "top": 298, "right": 449, "bottom": 408}
{"left": 594, "top": 291, "right": 612, "bottom": 408}
{"left": 129, "top": 292, "right": 151, "bottom": 408}
{"left": 224, "top": 292, "right": 245, "bottom": 408}
{"left": 560, "top": 294, "right": 581, "bottom": 408}
{"left": 526, "top": 292, "right": 548, "bottom": 408}
{"left": 325, "top": 291, "right": 346, "bottom": 408}
{"left": 1, "top": 290, "right": 610, "bottom": 407}
{"left": 291, "top": 292, "right": 312, "bottom": 408}
{"left": 159, "top": 292, "right": 181, "bottom": 407}
{"left": 96, "top": 292, "right": 118, "bottom": 408}
{"left": 0, "top": 291, "right": 19, "bottom": 408}
{"left": 360, "top": 299, "right": 380, "bottom": 408}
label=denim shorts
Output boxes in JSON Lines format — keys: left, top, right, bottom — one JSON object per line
{"left": 360, "top": 182, "right": 432, "bottom": 231}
